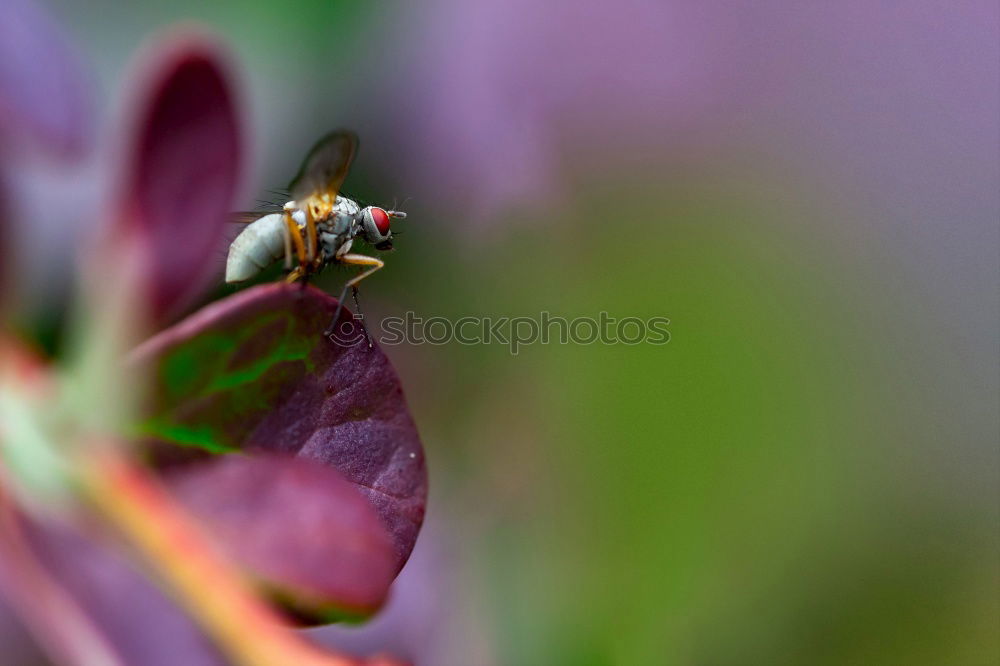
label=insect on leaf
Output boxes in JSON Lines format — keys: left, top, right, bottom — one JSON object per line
{"left": 129, "top": 284, "right": 427, "bottom": 619}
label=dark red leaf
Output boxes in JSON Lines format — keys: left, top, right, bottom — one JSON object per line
{"left": 0, "top": 0, "right": 93, "bottom": 158}
{"left": 131, "top": 285, "right": 427, "bottom": 611}
{"left": 168, "top": 454, "right": 398, "bottom": 620}
{"left": 118, "top": 32, "right": 243, "bottom": 321}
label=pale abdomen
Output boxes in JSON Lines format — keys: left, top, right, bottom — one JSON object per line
{"left": 225, "top": 213, "right": 287, "bottom": 283}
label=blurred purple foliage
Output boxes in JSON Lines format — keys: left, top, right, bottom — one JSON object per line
{"left": 382, "top": 0, "right": 997, "bottom": 236}
{"left": 117, "top": 37, "right": 243, "bottom": 322}
{"left": 0, "top": 0, "right": 93, "bottom": 158}
{"left": 0, "top": 505, "right": 227, "bottom": 666}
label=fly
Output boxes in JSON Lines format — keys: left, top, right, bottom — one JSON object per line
{"left": 224, "top": 130, "right": 406, "bottom": 340}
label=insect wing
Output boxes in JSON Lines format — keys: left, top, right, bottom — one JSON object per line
{"left": 287, "top": 130, "right": 358, "bottom": 204}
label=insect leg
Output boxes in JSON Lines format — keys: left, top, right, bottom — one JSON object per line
{"left": 283, "top": 211, "right": 308, "bottom": 269}
{"left": 284, "top": 265, "right": 305, "bottom": 284}
{"left": 351, "top": 286, "right": 372, "bottom": 348}
{"left": 304, "top": 207, "right": 318, "bottom": 265}
{"left": 282, "top": 220, "right": 292, "bottom": 270}
{"left": 324, "top": 254, "right": 384, "bottom": 338}
{"left": 340, "top": 254, "right": 385, "bottom": 289}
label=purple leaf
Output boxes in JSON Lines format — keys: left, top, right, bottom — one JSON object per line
{"left": 118, "top": 32, "right": 243, "bottom": 322}
{"left": 0, "top": 180, "right": 7, "bottom": 305}
{"left": 0, "top": 504, "right": 226, "bottom": 666}
{"left": 131, "top": 285, "right": 428, "bottom": 615}
{"left": 0, "top": 0, "right": 93, "bottom": 158}
{"left": 168, "top": 454, "right": 398, "bottom": 620}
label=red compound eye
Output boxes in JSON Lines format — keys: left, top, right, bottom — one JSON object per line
{"left": 371, "top": 207, "right": 391, "bottom": 235}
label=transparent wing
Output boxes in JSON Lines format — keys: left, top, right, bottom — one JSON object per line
{"left": 287, "top": 130, "right": 359, "bottom": 204}
{"left": 229, "top": 191, "right": 290, "bottom": 225}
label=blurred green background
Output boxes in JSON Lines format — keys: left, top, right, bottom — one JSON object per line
{"left": 35, "top": 0, "right": 1000, "bottom": 663}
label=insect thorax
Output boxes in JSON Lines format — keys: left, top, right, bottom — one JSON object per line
{"left": 315, "top": 195, "right": 361, "bottom": 261}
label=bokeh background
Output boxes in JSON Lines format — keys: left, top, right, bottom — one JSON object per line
{"left": 8, "top": 1, "right": 1000, "bottom": 664}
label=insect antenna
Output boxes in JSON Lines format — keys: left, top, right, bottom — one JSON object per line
{"left": 387, "top": 195, "right": 410, "bottom": 219}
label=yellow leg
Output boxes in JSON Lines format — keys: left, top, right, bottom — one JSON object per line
{"left": 283, "top": 211, "right": 308, "bottom": 270}
{"left": 304, "top": 208, "right": 318, "bottom": 264}
{"left": 324, "top": 254, "right": 385, "bottom": 338}
{"left": 338, "top": 253, "right": 385, "bottom": 289}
